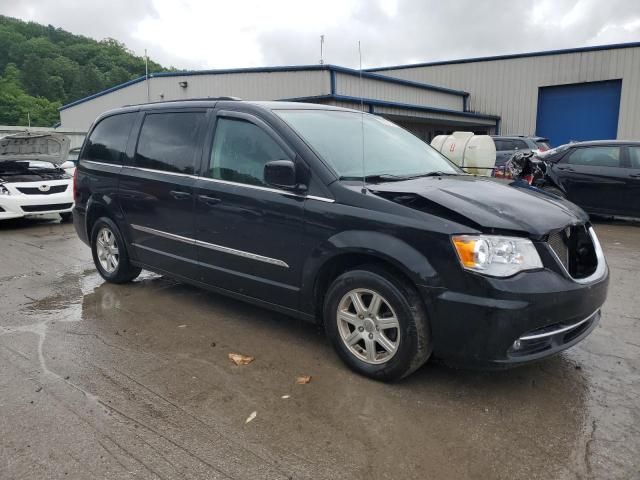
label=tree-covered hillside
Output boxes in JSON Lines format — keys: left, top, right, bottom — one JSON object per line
{"left": 0, "top": 15, "right": 172, "bottom": 127}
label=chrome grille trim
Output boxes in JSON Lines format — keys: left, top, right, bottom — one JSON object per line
{"left": 546, "top": 226, "right": 607, "bottom": 284}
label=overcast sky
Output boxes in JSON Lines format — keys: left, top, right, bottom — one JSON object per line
{"left": 1, "top": 0, "right": 639, "bottom": 70}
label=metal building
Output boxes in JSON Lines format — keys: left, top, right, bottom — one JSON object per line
{"left": 58, "top": 65, "right": 497, "bottom": 139}
{"left": 59, "top": 42, "right": 640, "bottom": 147}
{"left": 368, "top": 42, "right": 640, "bottom": 146}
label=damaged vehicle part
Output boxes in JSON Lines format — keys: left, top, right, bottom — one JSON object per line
{"left": 0, "top": 132, "right": 74, "bottom": 221}
{"left": 73, "top": 101, "right": 608, "bottom": 381}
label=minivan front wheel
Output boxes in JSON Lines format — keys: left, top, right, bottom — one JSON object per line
{"left": 91, "top": 217, "right": 141, "bottom": 283}
{"left": 324, "top": 267, "right": 431, "bottom": 381}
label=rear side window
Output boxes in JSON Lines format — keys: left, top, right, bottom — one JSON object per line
{"left": 567, "top": 147, "right": 621, "bottom": 168}
{"left": 514, "top": 140, "right": 529, "bottom": 150}
{"left": 134, "top": 112, "right": 205, "bottom": 174}
{"left": 82, "top": 113, "right": 136, "bottom": 164}
{"left": 628, "top": 146, "right": 640, "bottom": 169}
{"left": 206, "top": 117, "right": 289, "bottom": 186}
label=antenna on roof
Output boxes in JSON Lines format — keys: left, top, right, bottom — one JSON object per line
{"left": 358, "top": 41, "right": 366, "bottom": 194}
{"left": 320, "top": 35, "right": 325, "bottom": 65}
{"left": 145, "top": 49, "right": 150, "bottom": 102}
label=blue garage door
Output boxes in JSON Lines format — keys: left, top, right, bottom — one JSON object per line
{"left": 535, "top": 80, "right": 621, "bottom": 147}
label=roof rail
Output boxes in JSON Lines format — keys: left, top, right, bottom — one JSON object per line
{"left": 125, "top": 96, "right": 242, "bottom": 107}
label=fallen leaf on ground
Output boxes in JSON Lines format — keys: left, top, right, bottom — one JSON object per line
{"left": 245, "top": 411, "right": 257, "bottom": 424}
{"left": 296, "top": 375, "right": 312, "bottom": 385}
{"left": 228, "top": 353, "right": 255, "bottom": 366}
{"left": 281, "top": 395, "right": 290, "bottom": 399}
{"left": 178, "top": 324, "right": 188, "bottom": 328}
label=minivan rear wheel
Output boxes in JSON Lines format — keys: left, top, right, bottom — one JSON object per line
{"left": 324, "top": 266, "right": 431, "bottom": 381}
{"left": 91, "top": 217, "right": 141, "bottom": 283}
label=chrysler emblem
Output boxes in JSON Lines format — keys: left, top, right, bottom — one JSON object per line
{"left": 38, "top": 184, "right": 50, "bottom": 192}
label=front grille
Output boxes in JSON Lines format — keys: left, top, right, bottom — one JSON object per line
{"left": 547, "top": 224, "right": 597, "bottom": 279}
{"left": 16, "top": 185, "right": 67, "bottom": 195}
{"left": 548, "top": 230, "right": 569, "bottom": 271}
{"left": 21, "top": 203, "right": 72, "bottom": 212}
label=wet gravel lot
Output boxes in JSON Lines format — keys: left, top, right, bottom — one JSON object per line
{"left": 1, "top": 217, "right": 638, "bottom": 479}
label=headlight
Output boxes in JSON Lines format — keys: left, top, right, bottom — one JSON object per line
{"left": 0, "top": 184, "right": 10, "bottom": 195}
{"left": 452, "top": 235, "right": 542, "bottom": 277}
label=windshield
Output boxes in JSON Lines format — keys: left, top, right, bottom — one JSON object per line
{"left": 275, "top": 109, "right": 460, "bottom": 179}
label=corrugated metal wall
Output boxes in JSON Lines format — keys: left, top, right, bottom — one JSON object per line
{"left": 375, "top": 46, "right": 640, "bottom": 139}
{"left": 334, "top": 72, "right": 463, "bottom": 110}
{"left": 61, "top": 70, "right": 330, "bottom": 130}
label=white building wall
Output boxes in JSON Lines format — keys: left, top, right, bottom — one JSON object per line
{"left": 60, "top": 70, "right": 331, "bottom": 130}
{"left": 374, "top": 46, "right": 640, "bottom": 139}
{"left": 334, "top": 73, "right": 464, "bottom": 111}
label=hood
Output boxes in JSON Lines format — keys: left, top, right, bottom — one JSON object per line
{"left": 368, "top": 175, "right": 588, "bottom": 238}
{"left": 0, "top": 132, "right": 70, "bottom": 165}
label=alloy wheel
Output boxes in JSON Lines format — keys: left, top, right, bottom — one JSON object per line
{"left": 337, "top": 288, "right": 401, "bottom": 364}
{"left": 96, "top": 227, "right": 120, "bottom": 273}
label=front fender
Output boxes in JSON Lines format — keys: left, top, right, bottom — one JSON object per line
{"left": 299, "top": 230, "right": 440, "bottom": 315}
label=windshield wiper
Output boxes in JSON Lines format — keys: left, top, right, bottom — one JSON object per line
{"left": 339, "top": 174, "right": 409, "bottom": 183}
{"left": 403, "top": 171, "right": 462, "bottom": 179}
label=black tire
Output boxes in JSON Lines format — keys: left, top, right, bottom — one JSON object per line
{"left": 323, "top": 266, "right": 431, "bottom": 381}
{"left": 90, "top": 217, "right": 141, "bottom": 284}
{"left": 542, "top": 185, "right": 565, "bottom": 198}
{"left": 60, "top": 212, "right": 73, "bottom": 222}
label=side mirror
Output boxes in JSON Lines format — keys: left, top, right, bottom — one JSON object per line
{"left": 264, "top": 160, "right": 297, "bottom": 189}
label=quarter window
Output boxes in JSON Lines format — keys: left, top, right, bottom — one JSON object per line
{"left": 134, "top": 112, "right": 205, "bottom": 174}
{"left": 82, "top": 113, "right": 136, "bottom": 164}
{"left": 628, "top": 146, "right": 640, "bottom": 169}
{"left": 567, "top": 147, "right": 621, "bottom": 168}
{"left": 207, "top": 117, "right": 289, "bottom": 186}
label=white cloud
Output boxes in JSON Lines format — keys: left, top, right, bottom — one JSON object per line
{"left": 1, "top": 0, "right": 639, "bottom": 70}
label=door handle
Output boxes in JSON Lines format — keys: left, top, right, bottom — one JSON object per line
{"left": 198, "top": 194, "right": 221, "bottom": 206}
{"left": 170, "top": 190, "right": 192, "bottom": 200}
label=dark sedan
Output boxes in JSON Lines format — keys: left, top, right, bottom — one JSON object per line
{"left": 534, "top": 140, "right": 640, "bottom": 219}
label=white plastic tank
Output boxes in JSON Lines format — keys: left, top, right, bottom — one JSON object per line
{"left": 431, "top": 132, "right": 496, "bottom": 176}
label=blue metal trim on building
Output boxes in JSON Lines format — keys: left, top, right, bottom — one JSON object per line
{"left": 367, "top": 41, "right": 640, "bottom": 72}
{"left": 60, "top": 64, "right": 468, "bottom": 111}
{"left": 328, "top": 65, "right": 467, "bottom": 96}
{"left": 279, "top": 94, "right": 500, "bottom": 121}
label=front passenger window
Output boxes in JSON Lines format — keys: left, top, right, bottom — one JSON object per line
{"left": 207, "top": 117, "right": 289, "bottom": 186}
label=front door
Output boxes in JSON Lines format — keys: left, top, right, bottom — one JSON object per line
{"left": 624, "top": 146, "right": 640, "bottom": 218}
{"left": 194, "top": 111, "right": 305, "bottom": 310}
{"left": 120, "top": 110, "right": 207, "bottom": 280}
{"left": 555, "top": 146, "right": 625, "bottom": 215}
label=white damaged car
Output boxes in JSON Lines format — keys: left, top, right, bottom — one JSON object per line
{"left": 0, "top": 132, "right": 75, "bottom": 221}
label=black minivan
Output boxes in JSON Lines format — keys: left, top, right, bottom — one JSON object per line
{"left": 73, "top": 100, "right": 609, "bottom": 381}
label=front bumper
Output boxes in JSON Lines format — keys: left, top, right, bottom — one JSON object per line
{"left": 0, "top": 180, "right": 73, "bottom": 220}
{"left": 420, "top": 266, "right": 609, "bottom": 368}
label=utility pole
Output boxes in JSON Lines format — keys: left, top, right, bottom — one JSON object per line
{"left": 320, "top": 35, "right": 325, "bottom": 65}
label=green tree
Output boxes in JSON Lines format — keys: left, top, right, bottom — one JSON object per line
{"left": 0, "top": 14, "right": 171, "bottom": 126}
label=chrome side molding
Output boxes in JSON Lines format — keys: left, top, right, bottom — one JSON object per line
{"left": 131, "top": 224, "right": 289, "bottom": 268}
{"left": 82, "top": 161, "right": 335, "bottom": 203}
